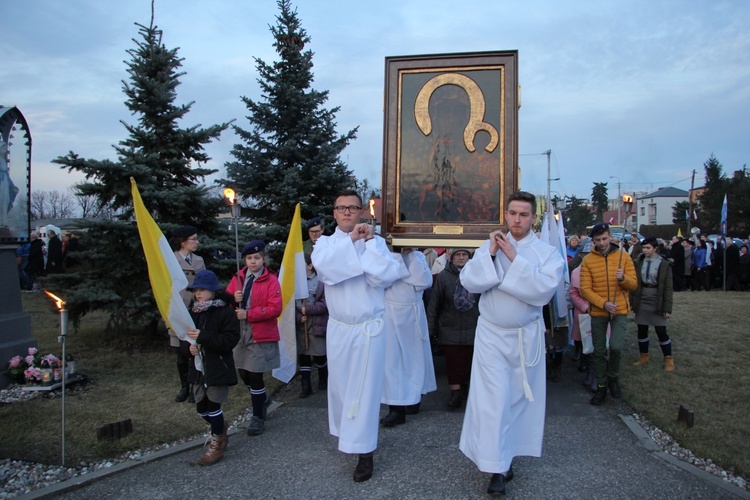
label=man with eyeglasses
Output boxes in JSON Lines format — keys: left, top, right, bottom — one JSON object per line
{"left": 311, "top": 189, "right": 400, "bottom": 483}
{"left": 303, "top": 216, "right": 324, "bottom": 256}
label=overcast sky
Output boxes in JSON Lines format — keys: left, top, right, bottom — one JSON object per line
{"left": 3, "top": 0, "right": 749, "bottom": 202}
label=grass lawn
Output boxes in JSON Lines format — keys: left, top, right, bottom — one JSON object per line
{"left": 2, "top": 290, "right": 749, "bottom": 478}
{"left": 621, "top": 290, "right": 750, "bottom": 476}
{"left": 0, "top": 292, "right": 280, "bottom": 465}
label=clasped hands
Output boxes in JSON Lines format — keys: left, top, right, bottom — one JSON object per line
{"left": 350, "top": 222, "right": 374, "bottom": 242}
{"left": 489, "top": 229, "right": 517, "bottom": 262}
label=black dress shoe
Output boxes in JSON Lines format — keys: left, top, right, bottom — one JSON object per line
{"left": 380, "top": 410, "right": 406, "bottom": 427}
{"left": 447, "top": 390, "right": 462, "bottom": 409}
{"left": 608, "top": 378, "right": 622, "bottom": 399}
{"left": 590, "top": 386, "right": 608, "bottom": 406}
{"left": 175, "top": 386, "right": 189, "bottom": 403}
{"left": 487, "top": 473, "right": 506, "bottom": 496}
{"left": 353, "top": 453, "right": 373, "bottom": 482}
{"left": 405, "top": 403, "right": 420, "bottom": 415}
{"left": 505, "top": 465, "right": 514, "bottom": 481}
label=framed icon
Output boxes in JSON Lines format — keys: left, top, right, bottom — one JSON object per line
{"left": 382, "top": 51, "right": 519, "bottom": 248}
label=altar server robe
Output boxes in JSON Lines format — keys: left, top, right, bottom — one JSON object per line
{"left": 312, "top": 228, "right": 400, "bottom": 453}
{"left": 382, "top": 251, "right": 437, "bottom": 406}
{"left": 458, "top": 231, "right": 563, "bottom": 473}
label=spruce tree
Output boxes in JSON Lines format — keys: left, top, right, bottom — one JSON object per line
{"left": 52, "top": 17, "right": 231, "bottom": 333}
{"left": 223, "top": 0, "right": 357, "bottom": 265}
{"left": 564, "top": 195, "right": 594, "bottom": 236}
{"left": 591, "top": 182, "right": 609, "bottom": 222}
{"left": 697, "top": 154, "right": 728, "bottom": 234}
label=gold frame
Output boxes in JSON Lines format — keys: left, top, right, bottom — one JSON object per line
{"left": 382, "top": 51, "right": 519, "bottom": 248}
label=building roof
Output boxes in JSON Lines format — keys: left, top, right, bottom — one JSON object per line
{"left": 637, "top": 187, "right": 689, "bottom": 199}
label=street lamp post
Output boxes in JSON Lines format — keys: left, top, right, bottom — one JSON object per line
{"left": 609, "top": 176, "right": 621, "bottom": 225}
{"left": 622, "top": 194, "right": 634, "bottom": 231}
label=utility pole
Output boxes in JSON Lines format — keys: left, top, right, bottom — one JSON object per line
{"left": 687, "top": 169, "right": 696, "bottom": 234}
{"left": 545, "top": 149, "right": 552, "bottom": 212}
{"left": 609, "top": 176, "right": 621, "bottom": 224}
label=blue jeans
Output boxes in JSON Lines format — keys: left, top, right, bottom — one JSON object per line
{"left": 591, "top": 315, "right": 628, "bottom": 387}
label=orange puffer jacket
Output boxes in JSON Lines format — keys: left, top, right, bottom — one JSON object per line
{"left": 579, "top": 244, "right": 638, "bottom": 317}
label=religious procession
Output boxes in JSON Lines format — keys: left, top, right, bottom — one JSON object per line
{"left": 4, "top": 2, "right": 749, "bottom": 498}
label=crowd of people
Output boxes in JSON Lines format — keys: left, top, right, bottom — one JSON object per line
{"left": 165, "top": 189, "right": 565, "bottom": 496}
{"left": 23, "top": 194, "right": 748, "bottom": 495}
{"left": 16, "top": 226, "right": 80, "bottom": 291}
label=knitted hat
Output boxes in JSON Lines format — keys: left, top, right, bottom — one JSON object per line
{"left": 241, "top": 240, "right": 266, "bottom": 256}
{"left": 450, "top": 248, "right": 473, "bottom": 262}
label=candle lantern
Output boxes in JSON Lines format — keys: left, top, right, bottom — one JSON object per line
{"left": 44, "top": 290, "right": 70, "bottom": 466}
{"left": 223, "top": 188, "right": 242, "bottom": 286}
{"left": 41, "top": 368, "right": 53, "bottom": 385}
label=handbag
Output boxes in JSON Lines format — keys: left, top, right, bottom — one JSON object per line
{"left": 579, "top": 313, "right": 593, "bottom": 354}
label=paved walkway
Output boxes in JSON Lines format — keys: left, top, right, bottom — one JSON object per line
{"left": 25, "top": 355, "right": 748, "bottom": 499}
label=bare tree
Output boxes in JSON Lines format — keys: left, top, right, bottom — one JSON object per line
{"left": 30, "top": 190, "right": 48, "bottom": 220}
{"left": 71, "top": 184, "right": 102, "bottom": 218}
{"left": 46, "top": 190, "right": 76, "bottom": 218}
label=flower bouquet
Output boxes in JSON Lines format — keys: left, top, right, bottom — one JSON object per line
{"left": 4, "top": 348, "right": 61, "bottom": 385}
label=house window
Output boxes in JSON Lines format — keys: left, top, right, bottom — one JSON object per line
{"left": 640, "top": 207, "right": 645, "bottom": 216}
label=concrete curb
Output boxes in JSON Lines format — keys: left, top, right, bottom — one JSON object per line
{"left": 18, "top": 401, "right": 285, "bottom": 500}
{"left": 619, "top": 414, "right": 750, "bottom": 499}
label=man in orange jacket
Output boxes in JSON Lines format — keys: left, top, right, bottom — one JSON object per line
{"left": 580, "top": 223, "right": 638, "bottom": 405}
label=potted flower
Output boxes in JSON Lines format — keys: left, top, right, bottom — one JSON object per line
{"left": 4, "top": 348, "right": 62, "bottom": 385}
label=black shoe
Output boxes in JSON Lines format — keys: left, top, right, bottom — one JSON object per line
{"left": 380, "top": 409, "right": 406, "bottom": 427}
{"left": 353, "top": 453, "right": 373, "bottom": 482}
{"left": 608, "top": 378, "right": 622, "bottom": 399}
{"left": 590, "top": 386, "right": 608, "bottom": 406}
{"left": 246, "top": 416, "right": 264, "bottom": 436}
{"left": 317, "top": 366, "right": 328, "bottom": 390}
{"left": 405, "top": 403, "right": 420, "bottom": 415}
{"left": 175, "top": 386, "right": 189, "bottom": 403}
{"left": 447, "top": 390, "right": 462, "bottom": 410}
{"left": 262, "top": 395, "right": 272, "bottom": 420}
{"left": 487, "top": 473, "right": 506, "bottom": 496}
{"left": 299, "top": 377, "right": 313, "bottom": 398}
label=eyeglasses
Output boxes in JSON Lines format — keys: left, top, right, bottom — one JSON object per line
{"left": 308, "top": 229, "right": 322, "bottom": 234}
{"left": 334, "top": 206, "right": 362, "bottom": 214}
{"left": 187, "top": 236, "right": 199, "bottom": 241}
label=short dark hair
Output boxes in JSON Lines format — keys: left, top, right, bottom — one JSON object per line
{"left": 334, "top": 189, "right": 363, "bottom": 208}
{"left": 507, "top": 191, "right": 536, "bottom": 214}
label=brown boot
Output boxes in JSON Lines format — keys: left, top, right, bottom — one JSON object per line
{"left": 197, "top": 434, "right": 224, "bottom": 465}
{"left": 218, "top": 422, "right": 229, "bottom": 452}
{"left": 664, "top": 355, "right": 675, "bottom": 372}
{"left": 633, "top": 353, "right": 649, "bottom": 365}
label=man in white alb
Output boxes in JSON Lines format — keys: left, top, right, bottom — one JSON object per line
{"left": 380, "top": 247, "right": 436, "bottom": 426}
{"left": 311, "top": 189, "right": 400, "bottom": 482}
{"left": 458, "top": 191, "right": 564, "bottom": 496}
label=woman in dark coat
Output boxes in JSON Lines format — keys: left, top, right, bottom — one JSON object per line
{"left": 296, "top": 253, "right": 328, "bottom": 398}
{"left": 45, "top": 229, "right": 64, "bottom": 274}
{"left": 426, "top": 248, "right": 479, "bottom": 409}
{"left": 632, "top": 237, "right": 674, "bottom": 371}
{"left": 186, "top": 270, "right": 240, "bottom": 466}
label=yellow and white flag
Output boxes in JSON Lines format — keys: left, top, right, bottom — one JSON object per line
{"left": 131, "top": 178, "right": 201, "bottom": 370}
{"left": 273, "top": 203, "right": 309, "bottom": 383}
